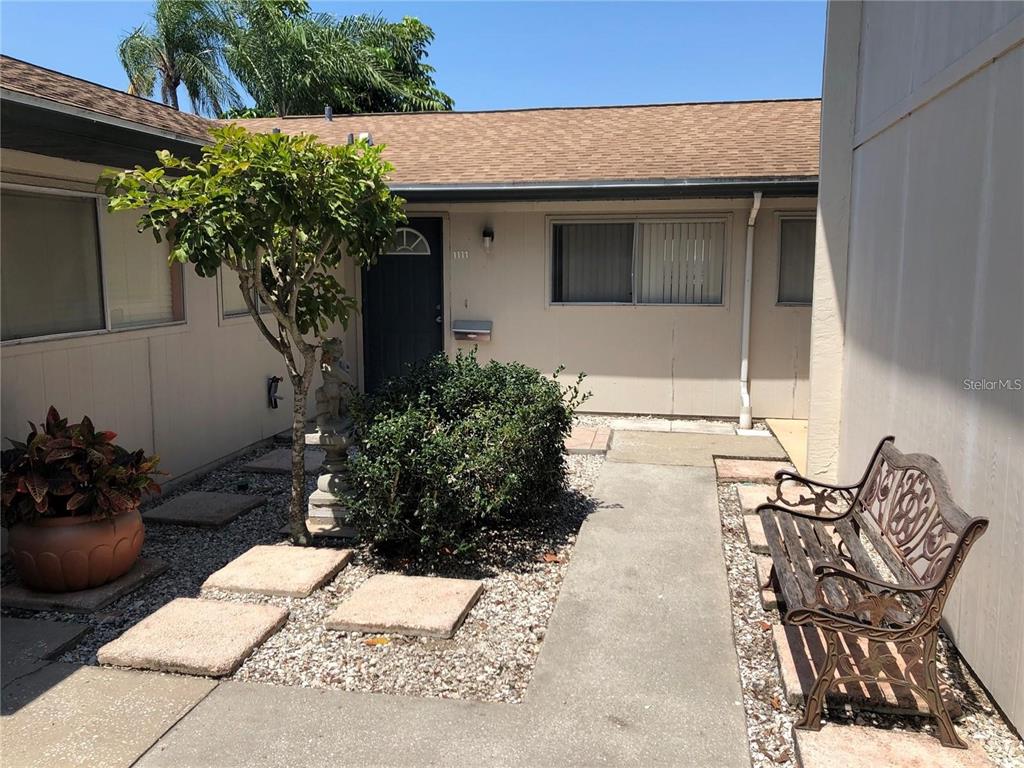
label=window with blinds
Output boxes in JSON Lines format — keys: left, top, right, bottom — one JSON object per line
{"left": 0, "top": 189, "right": 184, "bottom": 342}
{"left": 551, "top": 218, "right": 727, "bottom": 305}
{"left": 778, "top": 218, "right": 815, "bottom": 304}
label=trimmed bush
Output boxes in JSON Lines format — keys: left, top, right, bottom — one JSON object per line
{"left": 345, "top": 351, "right": 588, "bottom": 558}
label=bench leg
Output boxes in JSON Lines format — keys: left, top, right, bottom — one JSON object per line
{"left": 922, "top": 631, "right": 967, "bottom": 749}
{"left": 795, "top": 628, "right": 839, "bottom": 731}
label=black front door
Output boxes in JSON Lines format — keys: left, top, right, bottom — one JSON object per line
{"left": 361, "top": 217, "right": 444, "bottom": 391}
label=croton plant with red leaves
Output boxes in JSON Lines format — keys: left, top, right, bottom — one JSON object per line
{"left": 1, "top": 406, "right": 161, "bottom": 525}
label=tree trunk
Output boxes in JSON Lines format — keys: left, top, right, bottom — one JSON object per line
{"left": 288, "top": 373, "right": 313, "bottom": 546}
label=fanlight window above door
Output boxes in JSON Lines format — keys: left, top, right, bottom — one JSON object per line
{"left": 387, "top": 227, "right": 431, "bottom": 255}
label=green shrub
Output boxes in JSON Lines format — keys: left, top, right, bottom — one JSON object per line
{"left": 345, "top": 351, "right": 588, "bottom": 558}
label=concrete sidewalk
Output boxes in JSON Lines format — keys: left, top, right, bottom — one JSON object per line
{"left": 133, "top": 459, "right": 748, "bottom": 768}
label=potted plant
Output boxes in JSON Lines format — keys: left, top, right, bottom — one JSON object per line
{"left": 1, "top": 407, "right": 161, "bottom": 592}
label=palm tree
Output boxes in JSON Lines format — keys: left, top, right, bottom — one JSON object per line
{"left": 118, "top": 0, "right": 240, "bottom": 116}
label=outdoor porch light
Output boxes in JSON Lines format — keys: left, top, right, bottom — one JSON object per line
{"left": 482, "top": 226, "right": 495, "bottom": 253}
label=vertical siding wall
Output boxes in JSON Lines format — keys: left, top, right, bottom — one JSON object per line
{"left": 0, "top": 150, "right": 359, "bottom": 478}
{"left": 827, "top": 2, "right": 1023, "bottom": 726}
{"left": 404, "top": 197, "right": 814, "bottom": 418}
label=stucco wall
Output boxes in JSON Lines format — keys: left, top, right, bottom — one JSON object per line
{"left": 404, "top": 197, "right": 814, "bottom": 418}
{"left": 812, "top": 1, "right": 1024, "bottom": 727}
{"left": 0, "top": 149, "right": 359, "bottom": 479}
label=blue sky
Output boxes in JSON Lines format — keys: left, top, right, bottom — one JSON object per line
{"left": 0, "top": 1, "right": 826, "bottom": 112}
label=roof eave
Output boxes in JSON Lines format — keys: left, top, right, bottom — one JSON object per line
{"left": 392, "top": 177, "right": 818, "bottom": 203}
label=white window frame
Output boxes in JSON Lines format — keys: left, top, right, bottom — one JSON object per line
{"left": 776, "top": 213, "right": 816, "bottom": 307}
{"left": 0, "top": 183, "right": 188, "bottom": 346}
{"left": 546, "top": 213, "right": 732, "bottom": 307}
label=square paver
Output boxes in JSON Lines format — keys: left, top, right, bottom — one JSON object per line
{"left": 202, "top": 544, "right": 352, "bottom": 597}
{"left": 794, "top": 723, "right": 991, "bottom": 768}
{"left": 737, "top": 483, "right": 778, "bottom": 514}
{"left": 715, "top": 458, "right": 794, "bottom": 483}
{"left": 744, "top": 515, "right": 769, "bottom": 554}
{"left": 565, "top": 425, "right": 612, "bottom": 455}
{"left": 241, "top": 447, "right": 324, "bottom": 475}
{"left": 144, "top": 491, "right": 266, "bottom": 528}
{"left": 97, "top": 597, "right": 288, "bottom": 677}
{"left": 774, "top": 624, "right": 962, "bottom": 718}
{"left": 0, "top": 558, "right": 167, "bottom": 614}
{"left": 2, "top": 617, "right": 90, "bottom": 683}
{"left": 326, "top": 574, "right": 484, "bottom": 638}
{"left": 753, "top": 556, "right": 778, "bottom": 611}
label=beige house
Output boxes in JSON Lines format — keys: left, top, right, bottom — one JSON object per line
{"left": 1, "top": 55, "right": 820, "bottom": 479}
{"left": 809, "top": 1, "right": 1023, "bottom": 730}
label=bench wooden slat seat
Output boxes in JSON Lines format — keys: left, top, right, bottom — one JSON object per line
{"left": 756, "top": 436, "right": 989, "bottom": 749}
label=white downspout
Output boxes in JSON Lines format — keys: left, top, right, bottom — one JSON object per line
{"left": 739, "top": 191, "right": 762, "bottom": 430}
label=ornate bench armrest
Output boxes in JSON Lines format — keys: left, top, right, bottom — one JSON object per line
{"left": 809, "top": 563, "right": 930, "bottom": 630}
{"left": 758, "top": 472, "right": 857, "bottom": 521}
{"left": 812, "top": 563, "right": 936, "bottom": 594}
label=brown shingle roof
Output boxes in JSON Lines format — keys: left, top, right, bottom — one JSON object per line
{"left": 1, "top": 55, "right": 212, "bottom": 142}
{"left": 235, "top": 99, "right": 820, "bottom": 186}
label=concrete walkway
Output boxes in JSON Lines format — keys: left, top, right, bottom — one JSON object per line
{"left": 3, "top": 434, "right": 757, "bottom": 768}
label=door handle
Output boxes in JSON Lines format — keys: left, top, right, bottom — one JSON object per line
{"left": 435, "top": 316, "right": 442, "bottom": 324}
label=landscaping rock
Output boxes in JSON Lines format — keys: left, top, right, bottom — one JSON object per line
{"left": 202, "top": 544, "right": 352, "bottom": 598}
{"left": 773, "top": 624, "right": 962, "bottom": 718}
{"left": 793, "top": 723, "right": 993, "bottom": 768}
{"left": 326, "top": 574, "right": 484, "bottom": 638}
{"left": 0, "top": 558, "right": 167, "bottom": 614}
{"left": 143, "top": 491, "right": 265, "bottom": 527}
{"left": 1, "top": 617, "right": 90, "bottom": 683}
{"left": 97, "top": 597, "right": 288, "bottom": 677}
{"left": 715, "top": 458, "right": 793, "bottom": 483}
{"left": 241, "top": 447, "right": 324, "bottom": 475}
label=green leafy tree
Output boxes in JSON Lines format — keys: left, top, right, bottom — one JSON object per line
{"left": 102, "top": 125, "right": 405, "bottom": 544}
{"left": 118, "top": 0, "right": 241, "bottom": 115}
{"left": 221, "top": 1, "right": 452, "bottom": 117}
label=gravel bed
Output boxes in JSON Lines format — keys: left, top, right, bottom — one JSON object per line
{"left": 4, "top": 440, "right": 603, "bottom": 704}
{"left": 717, "top": 482, "right": 1024, "bottom": 768}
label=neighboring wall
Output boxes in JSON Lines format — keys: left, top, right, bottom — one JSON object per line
{"left": 811, "top": 2, "right": 1024, "bottom": 727}
{"left": 405, "top": 197, "right": 814, "bottom": 418}
{"left": 0, "top": 149, "right": 358, "bottom": 478}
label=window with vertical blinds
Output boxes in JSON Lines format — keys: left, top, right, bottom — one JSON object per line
{"left": 552, "top": 223, "right": 634, "bottom": 303}
{"left": 778, "top": 218, "right": 815, "bottom": 304}
{"left": 551, "top": 218, "right": 727, "bottom": 305}
{"left": 0, "top": 188, "right": 184, "bottom": 342}
{"left": 636, "top": 221, "right": 725, "bottom": 304}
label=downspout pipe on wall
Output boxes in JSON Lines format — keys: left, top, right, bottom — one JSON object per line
{"left": 739, "top": 191, "right": 762, "bottom": 430}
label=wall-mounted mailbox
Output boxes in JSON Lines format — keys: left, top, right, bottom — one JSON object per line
{"left": 452, "top": 319, "right": 492, "bottom": 342}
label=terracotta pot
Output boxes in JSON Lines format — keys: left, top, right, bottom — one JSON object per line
{"left": 7, "top": 509, "right": 144, "bottom": 593}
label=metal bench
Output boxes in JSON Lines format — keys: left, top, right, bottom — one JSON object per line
{"left": 756, "top": 436, "right": 989, "bottom": 748}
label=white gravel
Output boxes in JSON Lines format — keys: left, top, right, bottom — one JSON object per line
{"left": 717, "top": 482, "right": 1024, "bottom": 768}
{"left": 4, "top": 439, "right": 603, "bottom": 704}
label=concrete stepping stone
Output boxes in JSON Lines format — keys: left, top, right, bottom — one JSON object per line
{"left": 744, "top": 516, "right": 769, "bottom": 554}
{"left": 672, "top": 420, "right": 736, "bottom": 435}
{"left": 715, "top": 457, "right": 793, "bottom": 483}
{"left": 97, "top": 597, "right": 288, "bottom": 677}
{"left": 794, "top": 722, "right": 992, "bottom": 768}
{"left": 737, "top": 483, "right": 779, "bottom": 514}
{"left": 203, "top": 544, "right": 352, "bottom": 597}
{"left": 326, "top": 574, "right": 484, "bottom": 639}
{"left": 0, "top": 558, "right": 167, "bottom": 614}
{"left": 144, "top": 491, "right": 266, "bottom": 528}
{"left": 242, "top": 447, "right": 324, "bottom": 475}
{"left": 773, "top": 624, "right": 962, "bottom": 718}
{"left": 609, "top": 431, "right": 788, "bottom": 467}
{"left": 565, "top": 425, "right": 612, "bottom": 455}
{"left": 1, "top": 617, "right": 90, "bottom": 682}
{"left": 609, "top": 418, "right": 672, "bottom": 432}
{"left": 753, "top": 556, "right": 778, "bottom": 611}
{"left": 1, "top": 662, "right": 217, "bottom": 768}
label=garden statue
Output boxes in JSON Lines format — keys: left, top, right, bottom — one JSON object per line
{"left": 305, "top": 337, "right": 355, "bottom": 532}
